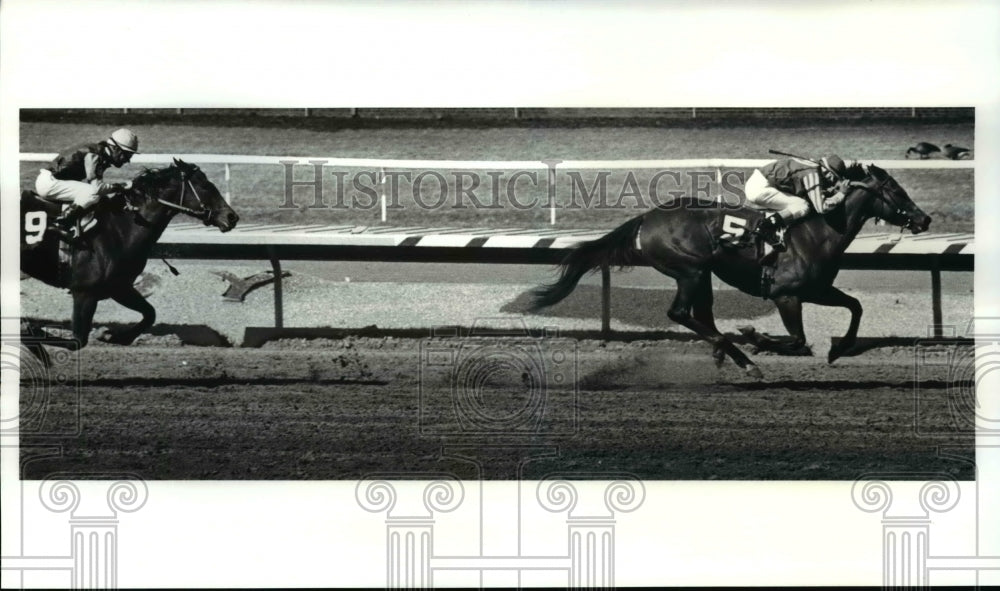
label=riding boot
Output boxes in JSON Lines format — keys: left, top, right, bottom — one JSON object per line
{"left": 50, "top": 205, "right": 89, "bottom": 246}
{"left": 755, "top": 212, "right": 787, "bottom": 253}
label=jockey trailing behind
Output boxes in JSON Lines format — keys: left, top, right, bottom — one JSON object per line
{"left": 744, "top": 154, "right": 851, "bottom": 252}
{"left": 34, "top": 128, "right": 140, "bottom": 243}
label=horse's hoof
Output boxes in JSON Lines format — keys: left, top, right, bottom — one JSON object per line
{"left": 99, "top": 331, "right": 134, "bottom": 346}
{"left": 745, "top": 365, "right": 764, "bottom": 379}
{"left": 829, "top": 338, "right": 858, "bottom": 363}
{"left": 737, "top": 326, "right": 757, "bottom": 337}
{"left": 712, "top": 349, "right": 726, "bottom": 368}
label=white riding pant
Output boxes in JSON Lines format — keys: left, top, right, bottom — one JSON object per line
{"left": 35, "top": 169, "right": 101, "bottom": 208}
{"left": 743, "top": 169, "right": 810, "bottom": 222}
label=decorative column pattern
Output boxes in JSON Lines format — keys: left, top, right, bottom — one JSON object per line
{"left": 357, "top": 474, "right": 645, "bottom": 589}
{"left": 852, "top": 475, "right": 960, "bottom": 588}
{"left": 1, "top": 476, "right": 150, "bottom": 589}
{"left": 537, "top": 476, "right": 645, "bottom": 589}
{"left": 356, "top": 475, "right": 464, "bottom": 589}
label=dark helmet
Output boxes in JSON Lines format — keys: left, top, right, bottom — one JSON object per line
{"left": 820, "top": 154, "right": 847, "bottom": 177}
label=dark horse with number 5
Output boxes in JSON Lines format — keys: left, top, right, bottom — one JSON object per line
{"left": 530, "top": 163, "right": 931, "bottom": 378}
{"left": 20, "top": 159, "right": 239, "bottom": 351}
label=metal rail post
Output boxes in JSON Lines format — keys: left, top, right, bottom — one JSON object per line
{"left": 931, "top": 258, "right": 943, "bottom": 337}
{"left": 601, "top": 263, "right": 611, "bottom": 336}
{"left": 269, "top": 250, "right": 284, "bottom": 328}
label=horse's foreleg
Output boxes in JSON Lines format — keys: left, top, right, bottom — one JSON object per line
{"left": 68, "top": 292, "right": 99, "bottom": 349}
{"left": 690, "top": 276, "right": 726, "bottom": 366}
{"left": 774, "top": 295, "right": 812, "bottom": 354}
{"left": 669, "top": 275, "right": 762, "bottom": 378}
{"left": 805, "top": 287, "right": 863, "bottom": 363}
{"left": 739, "top": 295, "right": 812, "bottom": 356}
{"left": 100, "top": 286, "right": 156, "bottom": 345}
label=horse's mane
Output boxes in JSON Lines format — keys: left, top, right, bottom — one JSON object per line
{"left": 131, "top": 165, "right": 178, "bottom": 192}
{"left": 844, "top": 162, "right": 869, "bottom": 181}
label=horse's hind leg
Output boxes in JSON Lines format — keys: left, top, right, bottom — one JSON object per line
{"left": 100, "top": 286, "right": 156, "bottom": 346}
{"left": 668, "top": 273, "right": 761, "bottom": 378}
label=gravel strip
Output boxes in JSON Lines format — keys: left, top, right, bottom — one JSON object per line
{"left": 18, "top": 264, "right": 974, "bottom": 348}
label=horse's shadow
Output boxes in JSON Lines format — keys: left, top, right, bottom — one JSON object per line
{"left": 21, "top": 319, "right": 231, "bottom": 348}
{"left": 505, "top": 284, "right": 774, "bottom": 327}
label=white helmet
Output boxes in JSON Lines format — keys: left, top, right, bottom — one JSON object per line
{"left": 109, "top": 128, "right": 140, "bottom": 153}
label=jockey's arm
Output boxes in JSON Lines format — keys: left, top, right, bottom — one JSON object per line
{"left": 84, "top": 153, "right": 129, "bottom": 195}
{"left": 92, "top": 179, "right": 130, "bottom": 196}
{"left": 83, "top": 152, "right": 101, "bottom": 182}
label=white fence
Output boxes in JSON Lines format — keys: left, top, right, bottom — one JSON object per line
{"left": 20, "top": 153, "right": 973, "bottom": 224}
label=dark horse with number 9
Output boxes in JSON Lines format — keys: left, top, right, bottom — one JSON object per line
{"left": 530, "top": 163, "right": 931, "bottom": 378}
{"left": 20, "top": 159, "right": 239, "bottom": 351}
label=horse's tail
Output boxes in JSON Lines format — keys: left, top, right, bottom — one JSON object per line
{"left": 529, "top": 215, "right": 643, "bottom": 310}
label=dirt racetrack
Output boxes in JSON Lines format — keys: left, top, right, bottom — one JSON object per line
{"left": 19, "top": 337, "right": 974, "bottom": 481}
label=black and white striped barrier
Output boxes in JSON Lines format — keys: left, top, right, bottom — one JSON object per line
{"left": 151, "top": 223, "right": 973, "bottom": 342}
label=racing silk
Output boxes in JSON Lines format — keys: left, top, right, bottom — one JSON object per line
{"left": 760, "top": 158, "right": 837, "bottom": 214}
{"left": 48, "top": 142, "right": 114, "bottom": 185}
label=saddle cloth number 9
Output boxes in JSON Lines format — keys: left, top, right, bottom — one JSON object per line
{"left": 24, "top": 211, "right": 47, "bottom": 245}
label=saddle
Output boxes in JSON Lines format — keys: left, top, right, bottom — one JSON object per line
{"left": 713, "top": 208, "right": 781, "bottom": 298}
{"left": 20, "top": 191, "right": 75, "bottom": 284}
{"left": 715, "top": 210, "right": 773, "bottom": 254}
{"left": 21, "top": 190, "right": 99, "bottom": 248}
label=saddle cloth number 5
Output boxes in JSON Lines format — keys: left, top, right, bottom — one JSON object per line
{"left": 24, "top": 211, "right": 47, "bottom": 245}
{"left": 722, "top": 214, "right": 748, "bottom": 238}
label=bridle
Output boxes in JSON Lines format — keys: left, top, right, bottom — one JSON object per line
{"left": 126, "top": 167, "right": 213, "bottom": 222}
{"left": 159, "top": 168, "right": 212, "bottom": 221}
{"left": 855, "top": 165, "right": 916, "bottom": 229}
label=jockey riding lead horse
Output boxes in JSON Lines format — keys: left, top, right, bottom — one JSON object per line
{"left": 530, "top": 162, "right": 931, "bottom": 378}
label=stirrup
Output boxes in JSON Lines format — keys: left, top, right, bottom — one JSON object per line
{"left": 762, "top": 226, "right": 787, "bottom": 252}
{"left": 759, "top": 245, "right": 780, "bottom": 267}
{"left": 760, "top": 265, "right": 775, "bottom": 299}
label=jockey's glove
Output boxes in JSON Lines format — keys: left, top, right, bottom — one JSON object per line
{"left": 97, "top": 181, "right": 132, "bottom": 196}
{"left": 823, "top": 193, "right": 845, "bottom": 212}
